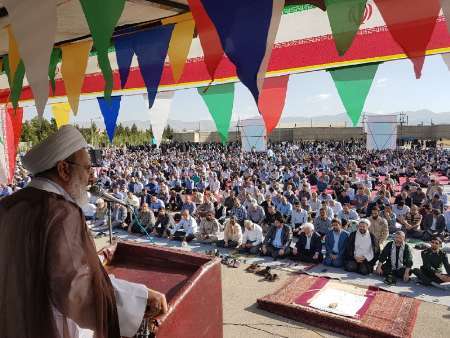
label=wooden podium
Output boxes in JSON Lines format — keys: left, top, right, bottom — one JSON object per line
{"left": 106, "top": 242, "right": 223, "bottom": 338}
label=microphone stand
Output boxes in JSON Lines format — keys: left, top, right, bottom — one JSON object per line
{"left": 107, "top": 201, "right": 113, "bottom": 245}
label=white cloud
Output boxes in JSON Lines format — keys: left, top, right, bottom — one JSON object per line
{"left": 307, "top": 93, "right": 331, "bottom": 103}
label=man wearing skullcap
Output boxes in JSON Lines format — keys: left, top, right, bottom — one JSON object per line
{"left": 0, "top": 125, "right": 167, "bottom": 338}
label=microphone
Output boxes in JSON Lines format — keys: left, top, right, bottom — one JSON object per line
{"left": 88, "top": 185, "right": 129, "bottom": 207}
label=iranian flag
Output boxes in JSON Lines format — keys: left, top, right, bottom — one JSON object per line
{"left": 1, "top": 1, "right": 449, "bottom": 103}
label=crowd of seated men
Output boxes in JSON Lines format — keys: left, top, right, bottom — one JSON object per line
{"left": 7, "top": 140, "right": 450, "bottom": 287}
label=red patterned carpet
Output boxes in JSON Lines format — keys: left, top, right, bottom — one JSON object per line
{"left": 257, "top": 275, "right": 421, "bottom": 338}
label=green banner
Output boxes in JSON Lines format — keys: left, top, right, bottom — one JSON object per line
{"left": 198, "top": 83, "right": 235, "bottom": 143}
{"left": 325, "top": 0, "right": 367, "bottom": 56}
{"left": 48, "top": 47, "right": 62, "bottom": 95}
{"left": 79, "top": 0, "right": 125, "bottom": 100}
{"left": 3, "top": 56, "right": 25, "bottom": 109}
{"left": 329, "top": 63, "right": 379, "bottom": 126}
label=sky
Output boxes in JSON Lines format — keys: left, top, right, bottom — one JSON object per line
{"left": 22, "top": 53, "right": 450, "bottom": 124}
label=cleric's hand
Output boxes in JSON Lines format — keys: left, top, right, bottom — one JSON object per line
{"left": 145, "top": 289, "right": 168, "bottom": 318}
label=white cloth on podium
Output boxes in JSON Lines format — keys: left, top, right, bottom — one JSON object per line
{"left": 53, "top": 276, "right": 148, "bottom": 338}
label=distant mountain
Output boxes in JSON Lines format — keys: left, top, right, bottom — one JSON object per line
{"left": 75, "top": 110, "right": 450, "bottom": 131}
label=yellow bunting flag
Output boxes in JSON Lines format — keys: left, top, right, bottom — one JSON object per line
{"left": 61, "top": 40, "right": 93, "bottom": 115}
{"left": 7, "top": 25, "right": 20, "bottom": 84}
{"left": 51, "top": 102, "right": 72, "bottom": 128}
{"left": 162, "top": 13, "right": 195, "bottom": 82}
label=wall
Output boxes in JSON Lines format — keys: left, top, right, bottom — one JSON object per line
{"left": 172, "top": 125, "right": 450, "bottom": 143}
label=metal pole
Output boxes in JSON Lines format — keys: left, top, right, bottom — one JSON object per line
{"left": 108, "top": 202, "right": 113, "bottom": 244}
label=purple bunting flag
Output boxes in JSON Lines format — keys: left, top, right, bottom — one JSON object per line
{"left": 115, "top": 25, "right": 175, "bottom": 109}
{"left": 200, "top": 0, "right": 285, "bottom": 104}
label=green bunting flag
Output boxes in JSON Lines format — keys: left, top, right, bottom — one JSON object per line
{"left": 3, "top": 56, "right": 26, "bottom": 109}
{"left": 79, "top": 0, "right": 125, "bottom": 100}
{"left": 198, "top": 83, "right": 235, "bottom": 143}
{"left": 325, "top": 0, "right": 367, "bottom": 56}
{"left": 329, "top": 63, "right": 379, "bottom": 126}
{"left": 48, "top": 47, "right": 62, "bottom": 95}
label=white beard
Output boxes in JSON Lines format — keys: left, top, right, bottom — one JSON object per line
{"left": 67, "top": 175, "right": 89, "bottom": 208}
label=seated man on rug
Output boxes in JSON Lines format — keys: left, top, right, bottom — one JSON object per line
{"left": 216, "top": 216, "right": 243, "bottom": 248}
{"left": 314, "top": 207, "right": 332, "bottom": 237}
{"left": 422, "top": 208, "right": 447, "bottom": 241}
{"left": 368, "top": 206, "right": 389, "bottom": 247}
{"left": 376, "top": 231, "right": 413, "bottom": 285}
{"left": 412, "top": 236, "right": 450, "bottom": 288}
{"left": 129, "top": 203, "right": 155, "bottom": 234}
{"left": 291, "top": 223, "right": 323, "bottom": 263}
{"left": 290, "top": 201, "right": 309, "bottom": 237}
{"left": 324, "top": 219, "right": 349, "bottom": 268}
{"left": 399, "top": 204, "right": 423, "bottom": 239}
{"left": 345, "top": 219, "right": 380, "bottom": 275}
{"left": 238, "top": 220, "right": 264, "bottom": 255}
{"left": 169, "top": 209, "right": 198, "bottom": 243}
{"left": 261, "top": 216, "right": 292, "bottom": 260}
{"left": 197, "top": 211, "right": 221, "bottom": 244}
{"left": 152, "top": 207, "right": 172, "bottom": 238}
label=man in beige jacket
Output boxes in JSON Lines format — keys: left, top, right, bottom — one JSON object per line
{"left": 368, "top": 206, "right": 389, "bottom": 247}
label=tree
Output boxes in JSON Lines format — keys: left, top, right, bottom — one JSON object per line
{"left": 163, "top": 125, "right": 174, "bottom": 140}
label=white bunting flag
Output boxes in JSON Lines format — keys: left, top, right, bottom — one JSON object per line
{"left": 3, "top": 0, "right": 57, "bottom": 117}
{"left": 143, "top": 92, "right": 174, "bottom": 147}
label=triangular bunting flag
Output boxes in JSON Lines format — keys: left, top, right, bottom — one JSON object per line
{"left": 162, "top": 13, "right": 196, "bottom": 83}
{"left": 258, "top": 75, "right": 289, "bottom": 133}
{"left": 441, "top": 0, "right": 450, "bottom": 33}
{"left": 198, "top": 83, "right": 235, "bottom": 143}
{"left": 115, "top": 25, "right": 174, "bottom": 109}
{"left": 188, "top": 0, "right": 224, "bottom": 81}
{"left": 6, "top": 106, "right": 23, "bottom": 153}
{"left": 7, "top": 25, "right": 20, "bottom": 85}
{"left": 98, "top": 96, "right": 122, "bottom": 143}
{"left": 61, "top": 41, "right": 93, "bottom": 115}
{"left": 329, "top": 63, "right": 379, "bottom": 126}
{"left": 144, "top": 92, "right": 174, "bottom": 146}
{"left": 200, "top": 0, "right": 285, "bottom": 103}
{"left": 374, "top": 0, "right": 441, "bottom": 79}
{"left": 442, "top": 53, "right": 450, "bottom": 71}
{"left": 51, "top": 102, "right": 72, "bottom": 128}
{"left": 298, "top": 1, "right": 326, "bottom": 11}
{"left": 4, "top": 0, "right": 57, "bottom": 116}
{"left": 325, "top": 0, "right": 367, "bottom": 56}
{"left": 48, "top": 48, "right": 62, "bottom": 95}
{"left": 4, "top": 57, "right": 26, "bottom": 110}
{"left": 79, "top": 0, "right": 126, "bottom": 100}
{"left": 0, "top": 110, "right": 9, "bottom": 184}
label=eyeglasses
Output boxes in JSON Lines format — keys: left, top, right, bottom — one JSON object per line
{"left": 65, "top": 161, "right": 92, "bottom": 172}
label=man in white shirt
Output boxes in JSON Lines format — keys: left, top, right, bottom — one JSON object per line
{"left": 291, "top": 201, "right": 309, "bottom": 236}
{"left": 392, "top": 201, "right": 410, "bottom": 221}
{"left": 170, "top": 209, "right": 198, "bottom": 243}
{"left": 238, "top": 220, "right": 264, "bottom": 254}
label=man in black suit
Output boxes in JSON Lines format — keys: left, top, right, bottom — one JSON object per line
{"left": 291, "top": 222, "right": 323, "bottom": 263}
{"left": 262, "top": 216, "right": 292, "bottom": 260}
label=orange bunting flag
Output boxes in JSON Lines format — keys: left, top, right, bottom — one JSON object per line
{"left": 51, "top": 102, "right": 72, "bottom": 128}
{"left": 61, "top": 40, "right": 93, "bottom": 115}
{"left": 7, "top": 25, "right": 20, "bottom": 85}
{"left": 162, "top": 13, "right": 196, "bottom": 83}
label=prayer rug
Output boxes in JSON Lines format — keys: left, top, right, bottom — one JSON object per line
{"left": 257, "top": 275, "right": 420, "bottom": 338}
{"left": 294, "top": 277, "right": 376, "bottom": 319}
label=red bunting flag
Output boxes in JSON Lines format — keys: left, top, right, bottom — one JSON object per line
{"left": 258, "top": 75, "right": 290, "bottom": 133}
{"left": 6, "top": 106, "right": 23, "bottom": 152}
{"left": 374, "top": 0, "right": 441, "bottom": 78}
{"left": 187, "top": 0, "right": 224, "bottom": 81}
